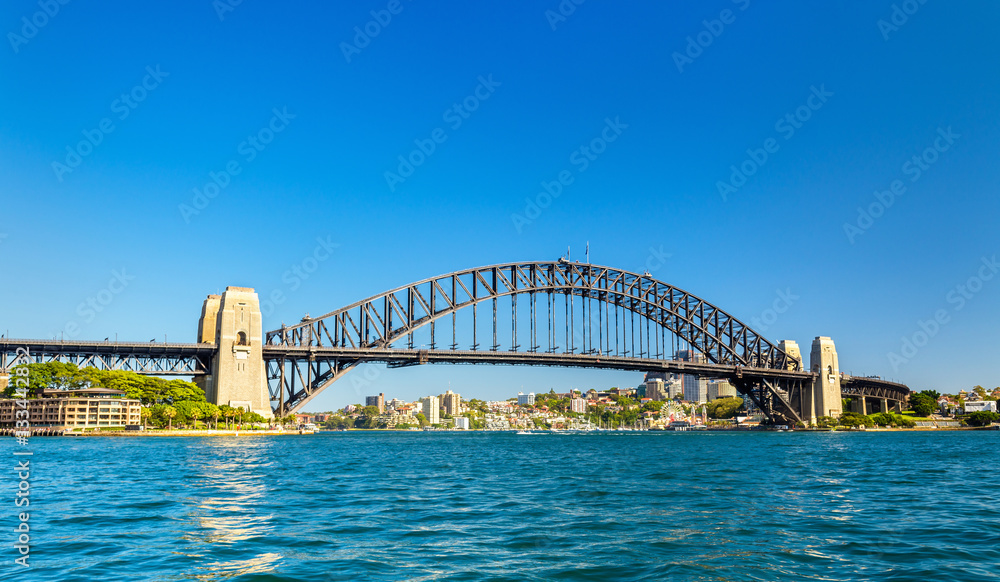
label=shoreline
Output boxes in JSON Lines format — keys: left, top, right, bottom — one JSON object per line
{"left": 4, "top": 425, "right": 996, "bottom": 437}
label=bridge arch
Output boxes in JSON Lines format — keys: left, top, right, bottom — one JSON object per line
{"left": 267, "top": 262, "right": 798, "bottom": 369}
{"left": 264, "top": 262, "right": 803, "bottom": 417}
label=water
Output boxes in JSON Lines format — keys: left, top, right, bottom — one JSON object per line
{"left": 3, "top": 431, "right": 999, "bottom": 581}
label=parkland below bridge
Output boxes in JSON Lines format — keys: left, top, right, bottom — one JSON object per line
{"left": 0, "top": 261, "right": 909, "bottom": 425}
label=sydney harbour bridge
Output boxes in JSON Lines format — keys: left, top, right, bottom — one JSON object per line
{"left": 0, "top": 261, "right": 909, "bottom": 425}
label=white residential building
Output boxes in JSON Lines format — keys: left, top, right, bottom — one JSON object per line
{"left": 420, "top": 396, "right": 440, "bottom": 425}
{"left": 964, "top": 400, "right": 997, "bottom": 414}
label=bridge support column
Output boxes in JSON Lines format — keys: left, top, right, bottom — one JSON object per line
{"left": 851, "top": 397, "right": 867, "bottom": 415}
{"left": 893, "top": 401, "right": 902, "bottom": 413}
{"left": 196, "top": 287, "right": 272, "bottom": 419}
{"left": 808, "top": 336, "right": 843, "bottom": 424}
{"left": 878, "top": 399, "right": 889, "bottom": 414}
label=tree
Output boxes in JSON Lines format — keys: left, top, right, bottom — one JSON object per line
{"left": 4, "top": 362, "right": 90, "bottom": 397}
{"left": 140, "top": 406, "right": 151, "bottom": 429}
{"left": 189, "top": 406, "right": 202, "bottom": 429}
{"left": 705, "top": 397, "right": 743, "bottom": 419}
{"left": 163, "top": 406, "right": 177, "bottom": 430}
{"left": 416, "top": 413, "right": 428, "bottom": 427}
{"left": 909, "top": 392, "right": 937, "bottom": 417}
{"left": 965, "top": 411, "right": 999, "bottom": 427}
{"left": 204, "top": 403, "right": 221, "bottom": 430}
{"left": 838, "top": 412, "right": 875, "bottom": 428}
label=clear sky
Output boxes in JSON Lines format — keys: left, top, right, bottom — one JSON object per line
{"left": 2, "top": 0, "right": 998, "bottom": 411}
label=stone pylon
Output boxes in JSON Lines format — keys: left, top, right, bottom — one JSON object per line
{"left": 809, "top": 336, "right": 843, "bottom": 424}
{"left": 196, "top": 287, "right": 272, "bottom": 418}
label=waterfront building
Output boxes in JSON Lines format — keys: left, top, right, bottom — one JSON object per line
{"left": 517, "top": 391, "right": 535, "bottom": 406}
{"left": 454, "top": 417, "right": 471, "bottom": 430}
{"left": 421, "top": 396, "right": 440, "bottom": 425}
{"left": 708, "top": 380, "right": 738, "bottom": 400}
{"left": 366, "top": 393, "right": 385, "bottom": 413}
{"left": 964, "top": 400, "right": 997, "bottom": 414}
{"left": 440, "top": 390, "right": 461, "bottom": 416}
{"left": 0, "top": 388, "right": 141, "bottom": 429}
{"left": 570, "top": 397, "right": 587, "bottom": 414}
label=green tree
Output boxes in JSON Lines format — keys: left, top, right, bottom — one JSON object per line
{"left": 416, "top": 413, "right": 428, "bottom": 427}
{"left": 140, "top": 406, "right": 151, "bottom": 429}
{"left": 189, "top": 405, "right": 202, "bottom": 429}
{"left": 204, "top": 403, "right": 220, "bottom": 429}
{"left": 965, "top": 411, "right": 999, "bottom": 427}
{"left": 4, "top": 362, "right": 90, "bottom": 397}
{"left": 705, "top": 397, "right": 744, "bottom": 419}
{"left": 163, "top": 405, "right": 177, "bottom": 430}
{"left": 909, "top": 392, "right": 937, "bottom": 417}
{"left": 838, "top": 412, "right": 874, "bottom": 428}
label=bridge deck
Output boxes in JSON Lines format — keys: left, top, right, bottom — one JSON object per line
{"left": 260, "top": 346, "right": 816, "bottom": 381}
{"left": 1, "top": 339, "right": 215, "bottom": 375}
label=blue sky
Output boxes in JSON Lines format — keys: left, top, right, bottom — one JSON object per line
{"left": 2, "top": 0, "right": 998, "bottom": 410}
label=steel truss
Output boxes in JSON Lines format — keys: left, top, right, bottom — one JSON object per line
{"left": 263, "top": 261, "right": 813, "bottom": 420}
{"left": 841, "top": 376, "right": 910, "bottom": 403}
{"left": 0, "top": 340, "right": 213, "bottom": 376}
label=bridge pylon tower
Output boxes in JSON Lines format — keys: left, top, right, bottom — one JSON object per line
{"left": 808, "top": 336, "right": 843, "bottom": 423}
{"left": 196, "top": 287, "right": 272, "bottom": 419}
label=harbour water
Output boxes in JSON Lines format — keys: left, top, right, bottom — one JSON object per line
{"left": 4, "top": 431, "right": 999, "bottom": 581}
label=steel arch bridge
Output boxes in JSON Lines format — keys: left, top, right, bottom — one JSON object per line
{"left": 263, "top": 261, "right": 826, "bottom": 422}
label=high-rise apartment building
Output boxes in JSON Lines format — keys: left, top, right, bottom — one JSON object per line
{"left": 420, "top": 396, "right": 440, "bottom": 425}
{"left": 676, "top": 350, "right": 709, "bottom": 403}
{"left": 439, "top": 390, "right": 461, "bottom": 416}
{"left": 366, "top": 393, "right": 385, "bottom": 413}
{"left": 645, "top": 379, "right": 667, "bottom": 401}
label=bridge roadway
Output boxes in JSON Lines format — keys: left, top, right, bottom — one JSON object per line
{"left": 264, "top": 345, "right": 813, "bottom": 381}
{"left": 0, "top": 338, "right": 215, "bottom": 376}
{"left": 1, "top": 339, "right": 910, "bottom": 409}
